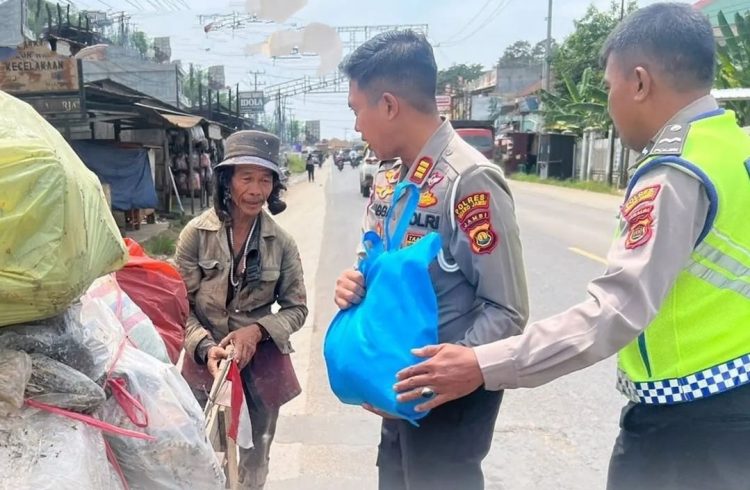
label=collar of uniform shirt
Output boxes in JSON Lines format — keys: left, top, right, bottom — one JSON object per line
{"left": 646, "top": 95, "right": 719, "bottom": 149}
{"left": 404, "top": 119, "right": 455, "bottom": 187}
{"left": 636, "top": 94, "right": 719, "bottom": 165}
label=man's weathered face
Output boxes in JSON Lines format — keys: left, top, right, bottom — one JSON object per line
{"left": 348, "top": 80, "right": 397, "bottom": 160}
{"left": 604, "top": 54, "right": 650, "bottom": 152}
{"left": 230, "top": 165, "right": 273, "bottom": 219}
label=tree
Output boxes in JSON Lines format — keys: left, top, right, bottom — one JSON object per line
{"left": 531, "top": 39, "right": 558, "bottom": 61}
{"left": 500, "top": 40, "right": 533, "bottom": 64}
{"left": 289, "top": 119, "right": 302, "bottom": 143}
{"left": 436, "top": 63, "right": 485, "bottom": 94}
{"left": 716, "top": 10, "right": 750, "bottom": 126}
{"left": 131, "top": 31, "right": 150, "bottom": 57}
{"left": 551, "top": 2, "right": 637, "bottom": 93}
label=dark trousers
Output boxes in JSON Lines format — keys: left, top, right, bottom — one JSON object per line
{"left": 238, "top": 370, "right": 280, "bottom": 490}
{"left": 307, "top": 165, "right": 315, "bottom": 182}
{"left": 377, "top": 388, "right": 503, "bottom": 490}
{"left": 607, "top": 383, "right": 750, "bottom": 490}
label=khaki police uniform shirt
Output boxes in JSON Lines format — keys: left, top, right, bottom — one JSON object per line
{"left": 475, "top": 95, "right": 718, "bottom": 390}
{"left": 360, "top": 120, "right": 529, "bottom": 346}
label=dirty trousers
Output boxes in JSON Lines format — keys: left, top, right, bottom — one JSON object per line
{"left": 238, "top": 379, "right": 280, "bottom": 490}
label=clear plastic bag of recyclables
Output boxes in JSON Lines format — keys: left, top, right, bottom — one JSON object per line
{"left": 0, "top": 409, "right": 124, "bottom": 490}
{"left": 25, "top": 353, "right": 106, "bottom": 413}
{"left": 324, "top": 182, "right": 441, "bottom": 423}
{"left": 0, "top": 349, "right": 31, "bottom": 415}
{"left": 97, "top": 344, "right": 225, "bottom": 490}
{"left": 0, "top": 305, "right": 109, "bottom": 384}
{"left": 83, "top": 274, "right": 171, "bottom": 364}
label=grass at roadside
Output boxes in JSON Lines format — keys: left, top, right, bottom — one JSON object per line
{"left": 509, "top": 172, "right": 622, "bottom": 195}
{"left": 287, "top": 155, "right": 306, "bottom": 174}
{"left": 141, "top": 214, "right": 192, "bottom": 257}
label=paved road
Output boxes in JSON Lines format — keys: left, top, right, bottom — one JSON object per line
{"left": 268, "top": 163, "right": 628, "bottom": 490}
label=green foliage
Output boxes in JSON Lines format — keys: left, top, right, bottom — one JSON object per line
{"left": 437, "top": 63, "right": 485, "bottom": 93}
{"left": 287, "top": 155, "right": 305, "bottom": 174}
{"left": 540, "top": 1, "right": 637, "bottom": 132}
{"left": 510, "top": 172, "right": 621, "bottom": 194}
{"left": 540, "top": 67, "right": 609, "bottom": 133}
{"left": 716, "top": 10, "right": 750, "bottom": 126}
{"left": 131, "top": 31, "right": 150, "bottom": 57}
{"left": 499, "top": 39, "right": 557, "bottom": 65}
{"left": 551, "top": 2, "right": 636, "bottom": 94}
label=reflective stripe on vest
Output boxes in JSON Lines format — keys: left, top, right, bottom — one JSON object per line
{"left": 617, "top": 353, "right": 750, "bottom": 405}
{"left": 616, "top": 110, "right": 750, "bottom": 404}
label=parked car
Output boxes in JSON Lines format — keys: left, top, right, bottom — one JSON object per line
{"left": 359, "top": 146, "right": 379, "bottom": 197}
{"left": 450, "top": 120, "right": 496, "bottom": 161}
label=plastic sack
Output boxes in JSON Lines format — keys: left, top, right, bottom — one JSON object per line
{"left": 0, "top": 305, "right": 109, "bottom": 383}
{"left": 0, "top": 409, "right": 124, "bottom": 490}
{"left": 0, "top": 91, "right": 128, "bottom": 327}
{"left": 26, "top": 353, "right": 106, "bottom": 414}
{"left": 0, "top": 349, "right": 31, "bottom": 415}
{"left": 83, "top": 274, "right": 172, "bottom": 364}
{"left": 97, "top": 345, "right": 225, "bottom": 490}
{"left": 324, "top": 182, "right": 441, "bottom": 423}
{"left": 116, "top": 238, "right": 188, "bottom": 364}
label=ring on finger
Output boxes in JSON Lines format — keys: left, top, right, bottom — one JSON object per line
{"left": 420, "top": 387, "right": 436, "bottom": 399}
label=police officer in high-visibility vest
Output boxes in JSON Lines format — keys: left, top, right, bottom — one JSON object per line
{"left": 394, "top": 3, "right": 750, "bottom": 489}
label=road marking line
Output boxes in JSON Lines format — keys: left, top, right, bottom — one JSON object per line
{"left": 568, "top": 247, "right": 608, "bottom": 265}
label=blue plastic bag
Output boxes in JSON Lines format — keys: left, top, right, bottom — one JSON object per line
{"left": 324, "top": 182, "right": 441, "bottom": 423}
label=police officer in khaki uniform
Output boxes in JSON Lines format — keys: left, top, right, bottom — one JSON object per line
{"left": 395, "top": 4, "right": 750, "bottom": 489}
{"left": 334, "top": 31, "right": 529, "bottom": 490}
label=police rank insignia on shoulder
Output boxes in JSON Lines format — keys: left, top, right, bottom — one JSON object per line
{"left": 455, "top": 192, "right": 498, "bottom": 254}
{"left": 622, "top": 185, "right": 661, "bottom": 250}
{"left": 409, "top": 157, "right": 434, "bottom": 186}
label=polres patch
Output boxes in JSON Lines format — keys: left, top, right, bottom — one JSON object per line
{"left": 454, "top": 192, "right": 490, "bottom": 222}
{"left": 622, "top": 185, "right": 661, "bottom": 217}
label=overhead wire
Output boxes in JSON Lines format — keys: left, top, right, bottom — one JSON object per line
{"left": 436, "top": 0, "right": 498, "bottom": 46}
{"left": 439, "top": 0, "right": 513, "bottom": 47}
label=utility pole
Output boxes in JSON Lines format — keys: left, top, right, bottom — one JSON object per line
{"left": 621, "top": 0, "right": 626, "bottom": 20}
{"left": 544, "top": 0, "right": 553, "bottom": 92}
{"left": 248, "top": 70, "right": 265, "bottom": 91}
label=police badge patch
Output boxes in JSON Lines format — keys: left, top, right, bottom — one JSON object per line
{"left": 455, "top": 192, "right": 498, "bottom": 254}
{"left": 625, "top": 207, "right": 654, "bottom": 250}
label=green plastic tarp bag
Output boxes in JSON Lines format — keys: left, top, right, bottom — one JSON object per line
{"left": 0, "top": 90, "right": 127, "bottom": 327}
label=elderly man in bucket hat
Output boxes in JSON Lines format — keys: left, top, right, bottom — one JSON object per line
{"left": 176, "top": 130, "right": 308, "bottom": 489}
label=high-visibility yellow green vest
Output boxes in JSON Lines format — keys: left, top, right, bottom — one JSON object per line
{"left": 617, "top": 110, "right": 750, "bottom": 405}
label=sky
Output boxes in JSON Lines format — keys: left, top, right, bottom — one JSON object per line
{"left": 68, "top": 0, "right": 667, "bottom": 139}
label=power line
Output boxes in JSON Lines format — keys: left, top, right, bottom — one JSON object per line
{"left": 437, "top": 0, "right": 498, "bottom": 46}
{"left": 439, "top": 0, "right": 513, "bottom": 47}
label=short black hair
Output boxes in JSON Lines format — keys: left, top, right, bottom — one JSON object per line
{"left": 340, "top": 30, "right": 438, "bottom": 113}
{"left": 600, "top": 2, "right": 715, "bottom": 91}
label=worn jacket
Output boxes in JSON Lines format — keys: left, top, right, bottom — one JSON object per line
{"left": 176, "top": 208, "right": 307, "bottom": 360}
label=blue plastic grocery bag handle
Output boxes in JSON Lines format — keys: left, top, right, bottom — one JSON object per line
{"left": 384, "top": 182, "right": 421, "bottom": 251}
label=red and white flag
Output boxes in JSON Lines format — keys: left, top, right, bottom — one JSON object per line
{"left": 227, "top": 362, "right": 254, "bottom": 449}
